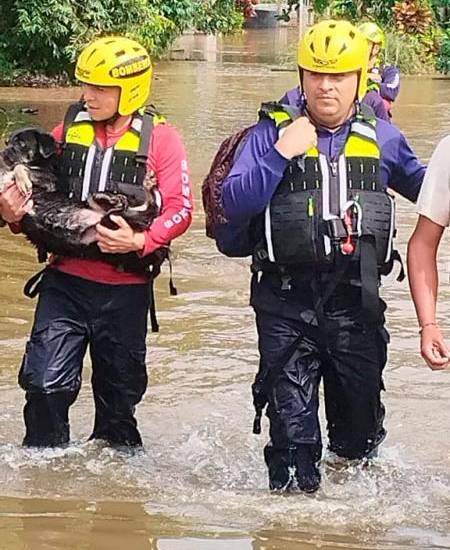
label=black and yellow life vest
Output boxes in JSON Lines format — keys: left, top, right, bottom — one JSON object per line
{"left": 253, "top": 103, "right": 396, "bottom": 276}
{"left": 58, "top": 103, "right": 166, "bottom": 205}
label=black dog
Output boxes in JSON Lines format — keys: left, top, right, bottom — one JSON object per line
{"left": 0, "top": 128, "right": 166, "bottom": 273}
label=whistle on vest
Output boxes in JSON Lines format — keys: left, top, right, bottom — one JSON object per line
{"left": 341, "top": 210, "right": 356, "bottom": 255}
{"left": 340, "top": 201, "right": 362, "bottom": 256}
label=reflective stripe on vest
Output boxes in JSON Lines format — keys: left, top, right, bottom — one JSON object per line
{"left": 62, "top": 108, "right": 165, "bottom": 201}
{"left": 265, "top": 117, "right": 380, "bottom": 263}
{"left": 260, "top": 106, "right": 395, "bottom": 271}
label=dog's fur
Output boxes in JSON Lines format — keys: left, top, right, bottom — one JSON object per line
{"left": 0, "top": 128, "right": 165, "bottom": 273}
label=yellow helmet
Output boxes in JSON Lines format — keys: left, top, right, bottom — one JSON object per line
{"left": 358, "top": 22, "right": 386, "bottom": 49}
{"left": 75, "top": 36, "right": 153, "bottom": 116}
{"left": 297, "top": 20, "right": 369, "bottom": 100}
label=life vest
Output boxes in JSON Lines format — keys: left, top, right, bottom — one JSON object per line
{"left": 367, "top": 66, "right": 382, "bottom": 93}
{"left": 367, "top": 79, "right": 381, "bottom": 93}
{"left": 253, "top": 104, "right": 397, "bottom": 278}
{"left": 58, "top": 103, "right": 166, "bottom": 205}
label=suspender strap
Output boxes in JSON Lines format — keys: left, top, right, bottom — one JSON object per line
{"left": 313, "top": 258, "right": 351, "bottom": 320}
{"left": 359, "top": 236, "right": 382, "bottom": 325}
{"left": 149, "top": 280, "right": 159, "bottom": 333}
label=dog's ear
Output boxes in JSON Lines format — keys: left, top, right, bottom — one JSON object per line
{"left": 37, "top": 132, "right": 56, "bottom": 159}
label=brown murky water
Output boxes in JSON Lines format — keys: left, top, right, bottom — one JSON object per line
{"left": 0, "top": 28, "right": 449, "bottom": 550}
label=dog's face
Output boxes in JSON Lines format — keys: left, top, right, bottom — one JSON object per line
{"left": 0, "top": 128, "right": 56, "bottom": 173}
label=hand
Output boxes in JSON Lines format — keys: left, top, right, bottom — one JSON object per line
{"left": 0, "top": 181, "right": 33, "bottom": 223}
{"left": 420, "top": 325, "right": 450, "bottom": 371}
{"left": 96, "top": 215, "right": 145, "bottom": 254}
{"left": 275, "top": 117, "right": 317, "bottom": 160}
{"left": 368, "top": 72, "right": 382, "bottom": 82}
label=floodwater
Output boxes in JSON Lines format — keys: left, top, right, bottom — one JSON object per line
{"left": 0, "top": 28, "right": 449, "bottom": 550}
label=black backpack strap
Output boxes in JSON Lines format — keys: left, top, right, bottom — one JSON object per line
{"left": 136, "top": 107, "right": 158, "bottom": 164}
{"left": 23, "top": 266, "right": 48, "bottom": 298}
{"left": 167, "top": 249, "right": 178, "bottom": 296}
{"left": 146, "top": 246, "right": 177, "bottom": 333}
{"left": 392, "top": 249, "right": 405, "bottom": 282}
{"left": 149, "top": 280, "right": 159, "bottom": 333}
{"left": 62, "top": 100, "right": 85, "bottom": 142}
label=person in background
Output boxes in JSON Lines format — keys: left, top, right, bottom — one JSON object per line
{"left": 408, "top": 135, "right": 450, "bottom": 371}
{"left": 359, "top": 22, "right": 401, "bottom": 122}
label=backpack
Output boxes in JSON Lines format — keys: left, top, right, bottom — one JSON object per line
{"left": 201, "top": 101, "right": 300, "bottom": 251}
{"left": 202, "top": 125, "right": 255, "bottom": 240}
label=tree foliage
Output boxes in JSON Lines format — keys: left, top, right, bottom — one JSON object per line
{"left": 0, "top": 0, "right": 244, "bottom": 80}
{"left": 277, "top": 0, "right": 450, "bottom": 73}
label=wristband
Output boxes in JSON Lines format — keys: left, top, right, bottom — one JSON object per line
{"left": 419, "top": 322, "right": 438, "bottom": 334}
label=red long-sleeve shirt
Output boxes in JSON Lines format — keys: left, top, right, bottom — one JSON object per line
{"left": 46, "top": 118, "right": 193, "bottom": 285}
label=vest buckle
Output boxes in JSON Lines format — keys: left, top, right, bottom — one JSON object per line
{"left": 280, "top": 274, "right": 292, "bottom": 291}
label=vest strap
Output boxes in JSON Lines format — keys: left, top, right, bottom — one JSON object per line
{"left": 359, "top": 235, "right": 382, "bottom": 325}
{"left": 63, "top": 100, "right": 85, "bottom": 141}
{"left": 135, "top": 110, "right": 154, "bottom": 166}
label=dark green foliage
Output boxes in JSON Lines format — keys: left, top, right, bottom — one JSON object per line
{"left": 194, "top": 0, "right": 244, "bottom": 34}
{"left": 0, "top": 0, "right": 243, "bottom": 80}
{"left": 327, "top": 0, "right": 395, "bottom": 23}
{"left": 437, "top": 30, "right": 450, "bottom": 72}
{"left": 275, "top": 0, "right": 449, "bottom": 74}
{"left": 0, "top": 0, "right": 176, "bottom": 76}
{"left": 431, "top": 0, "right": 450, "bottom": 26}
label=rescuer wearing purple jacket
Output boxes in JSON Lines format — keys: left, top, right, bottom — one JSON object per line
{"left": 359, "top": 22, "right": 401, "bottom": 122}
{"left": 220, "top": 21, "right": 425, "bottom": 494}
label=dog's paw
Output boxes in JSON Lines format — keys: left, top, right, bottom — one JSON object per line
{"left": 0, "top": 171, "right": 15, "bottom": 194}
{"left": 13, "top": 165, "right": 32, "bottom": 196}
{"left": 89, "top": 192, "right": 129, "bottom": 214}
{"left": 143, "top": 170, "right": 158, "bottom": 192}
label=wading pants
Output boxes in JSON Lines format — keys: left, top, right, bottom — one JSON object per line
{"left": 251, "top": 272, "right": 388, "bottom": 489}
{"left": 19, "top": 269, "right": 150, "bottom": 447}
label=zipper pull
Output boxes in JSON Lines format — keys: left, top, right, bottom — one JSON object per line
{"left": 330, "top": 161, "right": 337, "bottom": 176}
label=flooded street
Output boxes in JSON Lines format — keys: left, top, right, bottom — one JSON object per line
{"left": 0, "top": 28, "right": 449, "bottom": 549}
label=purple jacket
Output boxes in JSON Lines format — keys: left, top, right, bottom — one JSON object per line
{"left": 363, "top": 90, "right": 390, "bottom": 122}
{"left": 362, "top": 65, "right": 401, "bottom": 122}
{"left": 222, "top": 87, "right": 425, "bottom": 225}
{"left": 379, "top": 65, "right": 401, "bottom": 102}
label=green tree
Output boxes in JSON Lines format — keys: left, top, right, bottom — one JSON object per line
{"left": 0, "top": 0, "right": 244, "bottom": 81}
{"left": 0, "top": 0, "right": 176, "bottom": 76}
{"left": 277, "top": 0, "right": 449, "bottom": 73}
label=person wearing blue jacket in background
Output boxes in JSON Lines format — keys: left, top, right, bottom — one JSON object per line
{"left": 220, "top": 20, "right": 425, "bottom": 494}
{"left": 359, "top": 22, "right": 401, "bottom": 122}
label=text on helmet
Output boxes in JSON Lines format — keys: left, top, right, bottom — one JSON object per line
{"left": 110, "top": 55, "right": 151, "bottom": 79}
